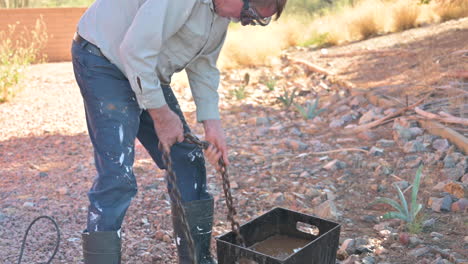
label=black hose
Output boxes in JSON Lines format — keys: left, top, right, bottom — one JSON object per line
{"left": 17, "top": 216, "right": 60, "bottom": 264}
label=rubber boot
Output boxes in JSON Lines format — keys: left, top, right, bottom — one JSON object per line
{"left": 82, "top": 231, "right": 121, "bottom": 264}
{"left": 172, "top": 196, "right": 217, "bottom": 264}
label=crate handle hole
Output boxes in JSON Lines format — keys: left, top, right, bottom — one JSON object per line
{"left": 297, "top": 222, "right": 319, "bottom": 236}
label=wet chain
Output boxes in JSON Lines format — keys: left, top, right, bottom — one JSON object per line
{"left": 185, "top": 133, "right": 246, "bottom": 247}
{"left": 162, "top": 149, "right": 197, "bottom": 264}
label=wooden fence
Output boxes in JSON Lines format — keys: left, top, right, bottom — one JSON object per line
{"left": 0, "top": 8, "right": 86, "bottom": 61}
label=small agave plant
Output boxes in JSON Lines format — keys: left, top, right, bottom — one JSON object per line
{"left": 374, "top": 165, "right": 423, "bottom": 223}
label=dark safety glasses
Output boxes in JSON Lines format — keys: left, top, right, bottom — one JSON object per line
{"left": 240, "top": 0, "right": 272, "bottom": 26}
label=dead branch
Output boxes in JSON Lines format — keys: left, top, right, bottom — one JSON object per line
{"left": 289, "top": 57, "right": 335, "bottom": 76}
{"left": 344, "top": 96, "right": 428, "bottom": 134}
{"left": 415, "top": 107, "right": 468, "bottom": 126}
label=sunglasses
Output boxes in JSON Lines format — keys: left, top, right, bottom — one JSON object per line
{"left": 240, "top": 0, "right": 272, "bottom": 26}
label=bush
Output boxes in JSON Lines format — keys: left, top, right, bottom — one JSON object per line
{"left": 393, "top": 3, "right": 419, "bottom": 32}
{"left": 0, "top": 18, "right": 48, "bottom": 102}
{"left": 435, "top": 0, "right": 468, "bottom": 22}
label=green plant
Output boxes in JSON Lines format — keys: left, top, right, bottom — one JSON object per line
{"left": 277, "top": 87, "right": 298, "bottom": 108}
{"left": 294, "top": 97, "right": 326, "bottom": 120}
{"left": 264, "top": 78, "right": 276, "bottom": 91}
{"left": 230, "top": 73, "right": 249, "bottom": 100}
{"left": 373, "top": 165, "right": 424, "bottom": 226}
{"left": 0, "top": 18, "right": 48, "bottom": 102}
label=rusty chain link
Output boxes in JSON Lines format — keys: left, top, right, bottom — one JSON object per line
{"left": 162, "top": 149, "right": 197, "bottom": 264}
{"left": 184, "top": 133, "right": 246, "bottom": 247}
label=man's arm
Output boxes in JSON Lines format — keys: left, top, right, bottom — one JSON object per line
{"left": 185, "top": 25, "right": 229, "bottom": 167}
{"left": 119, "top": 0, "right": 196, "bottom": 150}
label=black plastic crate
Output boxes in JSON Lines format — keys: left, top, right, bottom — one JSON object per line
{"left": 216, "top": 207, "right": 341, "bottom": 264}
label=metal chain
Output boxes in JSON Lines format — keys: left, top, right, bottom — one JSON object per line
{"left": 184, "top": 133, "right": 246, "bottom": 247}
{"left": 162, "top": 149, "right": 197, "bottom": 264}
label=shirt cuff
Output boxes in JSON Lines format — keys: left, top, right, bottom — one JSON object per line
{"left": 196, "top": 101, "right": 220, "bottom": 122}
{"left": 137, "top": 86, "right": 167, "bottom": 109}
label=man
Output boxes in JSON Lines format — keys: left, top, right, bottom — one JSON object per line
{"left": 71, "top": 0, "right": 287, "bottom": 263}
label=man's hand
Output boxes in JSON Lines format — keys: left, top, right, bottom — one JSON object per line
{"left": 203, "top": 119, "right": 229, "bottom": 170}
{"left": 148, "top": 105, "right": 184, "bottom": 152}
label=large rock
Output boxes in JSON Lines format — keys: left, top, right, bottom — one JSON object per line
{"left": 443, "top": 181, "right": 467, "bottom": 199}
{"left": 315, "top": 200, "right": 339, "bottom": 220}
{"left": 429, "top": 196, "right": 452, "bottom": 212}
{"left": 451, "top": 198, "right": 468, "bottom": 212}
{"left": 432, "top": 139, "right": 450, "bottom": 152}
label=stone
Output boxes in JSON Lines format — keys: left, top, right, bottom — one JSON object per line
{"left": 256, "top": 117, "right": 269, "bottom": 126}
{"left": 369, "top": 146, "right": 384, "bottom": 156}
{"left": 432, "top": 139, "right": 450, "bottom": 152}
{"left": 430, "top": 232, "right": 444, "bottom": 239}
{"left": 394, "top": 125, "right": 413, "bottom": 142}
{"left": 57, "top": 187, "right": 69, "bottom": 195}
{"left": 315, "top": 200, "right": 338, "bottom": 220}
{"left": 394, "top": 181, "right": 410, "bottom": 190}
{"left": 462, "top": 174, "right": 468, "bottom": 184}
{"left": 408, "top": 247, "right": 430, "bottom": 257}
{"left": 23, "top": 202, "right": 35, "bottom": 207}
{"left": 362, "top": 256, "right": 376, "bottom": 264}
{"left": 357, "top": 131, "right": 378, "bottom": 141}
{"left": 289, "top": 127, "right": 302, "bottom": 136}
{"left": 163, "top": 234, "right": 172, "bottom": 243}
{"left": 281, "top": 139, "right": 308, "bottom": 151}
{"left": 350, "top": 95, "right": 367, "bottom": 107}
{"left": 422, "top": 218, "right": 436, "bottom": 229}
{"left": 359, "top": 108, "right": 383, "bottom": 124}
{"left": 407, "top": 157, "right": 423, "bottom": 168}
{"left": 305, "top": 188, "right": 321, "bottom": 198}
{"left": 442, "top": 167, "right": 465, "bottom": 181}
{"left": 403, "top": 140, "right": 428, "bottom": 153}
{"left": 430, "top": 196, "right": 452, "bottom": 212}
{"left": 443, "top": 153, "right": 463, "bottom": 168}
{"left": 409, "top": 127, "right": 424, "bottom": 137}
{"left": 38, "top": 172, "right": 48, "bottom": 178}
{"left": 342, "top": 255, "right": 359, "bottom": 264}
{"left": 323, "top": 159, "right": 339, "bottom": 171}
{"left": 361, "top": 215, "right": 379, "bottom": 224}
{"left": 409, "top": 236, "right": 423, "bottom": 248}
{"left": 329, "top": 118, "right": 345, "bottom": 128}
{"left": 433, "top": 181, "right": 450, "bottom": 192}
{"left": 443, "top": 181, "right": 467, "bottom": 199}
{"left": 377, "top": 139, "right": 396, "bottom": 148}
{"left": 339, "top": 238, "right": 356, "bottom": 255}
{"left": 451, "top": 198, "right": 468, "bottom": 212}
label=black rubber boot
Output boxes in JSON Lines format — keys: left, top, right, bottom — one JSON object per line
{"left": 82, "top": 231, "right": 121, "bottom": 264}
{"left": 172, "top": 196, "right": 217, "bottom": 264}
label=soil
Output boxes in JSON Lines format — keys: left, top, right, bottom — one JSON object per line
{"left": 0, "top": 17, "right": 467, "bottom": 264}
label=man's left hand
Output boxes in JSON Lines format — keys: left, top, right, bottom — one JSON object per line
{"left": 203, "top": 119, "right": 229, "bottom": 170}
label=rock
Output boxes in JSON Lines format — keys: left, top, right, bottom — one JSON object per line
{"left": 256, "top": 117, "right": 269, "bottom": 126}
{"left": 38, "top": 172, "right": 48, "bottom": 178}
{"left": 281, "top": 139, "right": 308, "bottom": 151}
{"left": 441, "top": 167, "right": 465, "bottom": 181}
{"left": 362, "top": 256, "right": 376, "bottom": 264}
{"left": 443, "top": 153, "right": 463, "bottom": 168}
{"left": 462, "top": 174, "right": 468, "bottom": 184}
{"left": 399, "top": 232, "right": 410, "bottom": 245}
{"left": 339, "top": 238, "right": 356, "bottom": 255}
{"left": 433, "top": 181, "right": 450, "bottom": 192}
{"left": 155, "top": 230, "right": 165, "bottom": 240}
{"left": 394, "top": 125, "right": 413, "bottom": 142}
{"left": 329, "top": 118, "right": 345, "bottom": 128}
{"left": 342, "top": 254, "right": 359, "bottom": 264}
{"left": 289, "top": 127, "right": 302, "bottom": 136}
{"left": 451, "top": 198, "right": 468, "bottom": 212}
{"left": 305, "top": 188, "right": 321, "bottom": 198}
{"left": 255, "top": 127, "right": 269, "bottom": 137}
{"left": 323, "top": 159, "right": 339, "bottom": 171}
{"left": 409, "top": 127, "right": 424, "bottom": 138}
{"left": 350, "top": 95, "right": 367, "bottom": 107}
{"left": 406, "top": 157, "right": 423, "bottom": 168}
{"left": 356, "top": 245, "right": 372, "bottom": 254}
{"left": 403, "top": 140, "right": 428, "bottom": 153}
{"left": 465, "top": 236, "right": 468, "bottom": 243}
{"left": 443, "top": 181, "right": 467, "bottom": 199}
{"left": 162, "top": 234, "right": 172, "bottom": 243}
{"left": 23, "top": 202, "right": 35, "bottom": 207}
{"left": 377, "top": 139, "right": 396, "bottom": 148}
{"left": 394, "top": 181, "right": 410, "bottom": 190}
{"left": 408, "top": 246, "right": 430, "bottom": 257}
{"left": 430, "top": 196, "right": 452, "bottom": 212}
{"left": 422, "top": 218, "right": 436, "bottom": 229}
{"left": 359, "top": 108, "right": 383, "bottom": 124}
{"left": 300, "top": 171, "right": 311, "bottom": 177}
{"left": 357, "top": 131, "right": 378, "bottom": 141}
{"left": 369, "top": 146, "right": 384, "bottom": 156}
{"left": 432, "top": 139, "right": 450, "bottom": 152}
{"left": 315, "top": 200, "right": 338, "bottom": 220}
{"left": 58, "top": 187, "right": 69, "bottom": 195}
{"left": 361, "top": 215, "right": 379, "bottom": 224}
{"left": 430, "top": 232, "right": 444, "bottom": 239}
{"left": 409, "top": 236, "right": 423, "bottom": 248}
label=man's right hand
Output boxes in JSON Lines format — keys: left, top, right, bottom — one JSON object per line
{"left": 148, "top": 105, "right": 184, "bottom": 152}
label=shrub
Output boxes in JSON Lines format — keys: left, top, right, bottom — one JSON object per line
{"left": 435, "top": 0, "right": 468, "bottom": 22}
{"left": 393, "top": 3, "right": 420, "bottom": 31}
{"left": 0, "top": 18, "right": 48, "bottom": 102}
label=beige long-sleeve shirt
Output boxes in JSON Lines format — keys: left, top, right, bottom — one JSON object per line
{"left": 77, "top": 0, "right": 230, "bottom": 121}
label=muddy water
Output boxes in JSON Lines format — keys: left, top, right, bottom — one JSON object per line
{"left": 249, "top": 234, "right": 311, "bottom": 260}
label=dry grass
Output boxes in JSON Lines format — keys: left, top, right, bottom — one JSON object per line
{"left": 435, "top": 0, "right": 468, "bottom": 22}
{"left": 219, "top": 0, "right": 468, "bottom": 68}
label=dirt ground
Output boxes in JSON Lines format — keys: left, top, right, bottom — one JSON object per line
{"left": 0, "top": 18, "right": 467, "bottom": 264}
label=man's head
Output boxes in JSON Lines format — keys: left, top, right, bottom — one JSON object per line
{"left": 214, "top": 0, "right": 287, "bottom": 26}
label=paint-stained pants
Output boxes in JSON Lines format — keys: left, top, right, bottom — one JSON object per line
{"left": 71, "top": 40, "right": 209, "bottom": 232}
